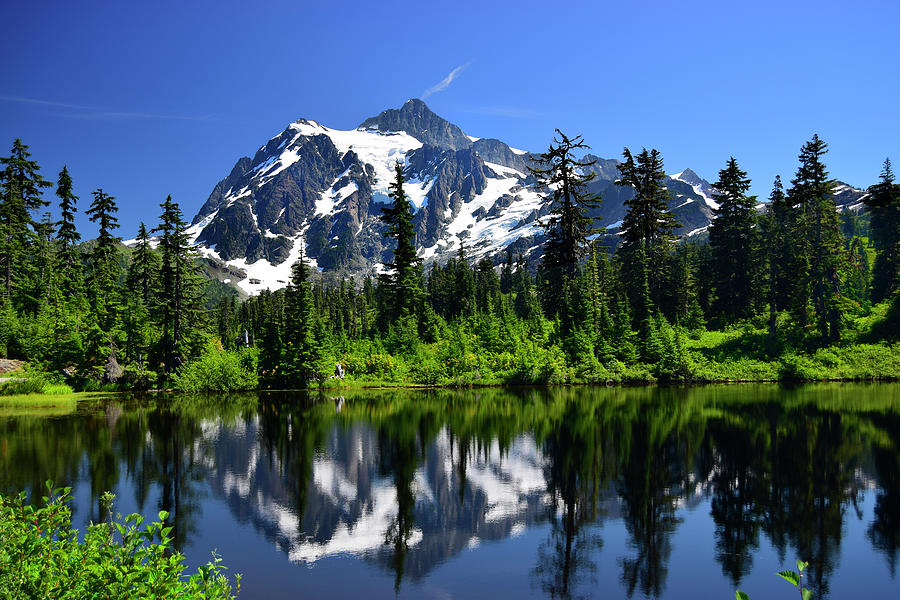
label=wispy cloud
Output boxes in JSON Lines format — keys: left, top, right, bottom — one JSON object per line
{"left": 421, "top": 63, "right": 470, "bottom": 100}
{"left": 0, "top": 94, "right": 213, "bottom": 121}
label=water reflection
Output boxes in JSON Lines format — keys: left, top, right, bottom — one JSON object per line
{"left": 1, "top": 384, "right": 900, "bottom": 599}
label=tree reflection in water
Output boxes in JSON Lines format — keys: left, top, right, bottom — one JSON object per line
{"left": 1, "top": 384, "right": 900, "bottom": 598}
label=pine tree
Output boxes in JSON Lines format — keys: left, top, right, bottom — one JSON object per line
{"left": 529, "top": 130, "right": 603, "bottom": 277}
{"left": 708, "top": 157, "right": 759, "bottom": 321}
{"left": 762, "top": 175, "right": 790, "bottom": 339}
{"left": 615, "top": 148, "right": 680, "bottom": 316}
{"left": 85, "top": 189, "right": 120, "bottom": 291}
{"left": 787, "top": 135, "right": 843, "bottom": 341}
{"left": 284, "top": 247, "right": 321, "bottom": 386}
{"left": 865, "top": 158, "right": 900, "bottom": 302}
{"left": 127, "top": 222, "right": 157, "bottom": 304}
{"left": 154, "top": 195, "right": 203, "bottom": 373}
{"left": 55, "top": 165, "right": 81, "bottom": 289}
{"left": 0, "top": 139, "right": 52, "bottom": 300}
{"left": 379, "top": 162, "right": 422, "bottom": 323}
{"left": 529, "top": 130, "right": 602, "bottom": 318}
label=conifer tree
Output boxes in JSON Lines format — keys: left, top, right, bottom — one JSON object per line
{"left": 0, "top": 139, "right": 51, "bottom": 300}
{"left": 85, "top": 189, "right": 122, "bottom": 336}
{"left": 529, "top": 130, "right": 602, "bottom": 318}
{"left": 55, "top": 165, "right": 81, "bottom": 287}
{"left": 708, "top": 157, "right": 758, "bottom": 320}
{"left": 615, "top": 147, "right": 680, "bottom": 317}
{"left": 529, "top": 130, "right": 602, "bottom": 276}
{"left": 85, "top": 189, "right": 120, "bottom": 289}
{"left": 787, "top": 135, "right": 843, "bottom": 340}
{"left": 379, "top": 162, "right": 422, "bottom": 323}
{"left": 865, "top": 158, "right": 900, "bottom": 302}
{"left": 154, "top": 195, "right": 202, "bottom": 373}
{"left": 284, "top": 247, "right": 321, "bottom": 386}
{"left": 762, "top": 175, "right": 790, "bottom": 339}
{"left": 127, "top": 222, "right": 157, "bottom": 304}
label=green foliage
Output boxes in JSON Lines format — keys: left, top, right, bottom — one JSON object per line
{"left": 0, "top": 483, "right": 240, "bottom": 599}
{"left": 172, "top": 343, "right": 259, "bottom": 392}
{"left": 738, "top": 559, "right": 811, "bottom": 600}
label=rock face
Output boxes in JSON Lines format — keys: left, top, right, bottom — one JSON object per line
{"left": 186, "top": 99, "right": 725, "bottom": 295}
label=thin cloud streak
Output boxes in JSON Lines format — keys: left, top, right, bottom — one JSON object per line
{"left": 0, "top": 94, "right": 213, "bottom": 121}
{"left": 421, "top": 63, "right": 470, "bottom": 99}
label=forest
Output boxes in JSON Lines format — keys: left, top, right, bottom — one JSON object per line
{"left": 1, "top": 132, "right": 899, "bottom": 392}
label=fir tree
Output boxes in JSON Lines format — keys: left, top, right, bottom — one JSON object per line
{"left": 529, "top": 130, "right": 603, "bottom": 278}
{"left": 787, "top": 135, "right": 843, "bottom": 341}
{"left": 154, "top": 195, "right": 202, "bottom": 373}
{"left": 379, "top": 162, "right": 422, "bottom": 323}
{"left": 85, "top": 188, "right": 120, "bottom": 290}
{"left": 762, "top": 175, "right": 790, "bottom": 339}
{"left": 708, "top": 157, "right": 759, "bottom": 320}
{"left": 85, "top": 188, "right": 122, "bottom": 336}
{"left": 0, "top": 139, "right": 52, "bottom": 300}
{"left": 55, "top": 165, "right": 81, "bottom": 287}
{"left": 865, "top": 158, "right": 900, "bottom": 302}
{"left": 615, "top": 148, "right": 680, "bottom": 315}
{"left": 127, "top": 222, "right": 157, "bottom": 304}
{"left": 284, "top": 247, "right": 321, "bottom": 386}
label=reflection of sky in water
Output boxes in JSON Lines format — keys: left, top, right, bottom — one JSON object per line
{"left": 4, "top": 386, "right": 900, "bottom": 599}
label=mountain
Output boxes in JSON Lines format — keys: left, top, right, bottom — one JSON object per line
{"left": 186, "top": 99, "right": 718, "bottom": 295}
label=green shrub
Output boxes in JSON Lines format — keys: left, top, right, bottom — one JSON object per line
{"left": 0, "top": 365, "right": 48, "bottom": 396}
{"left": 173, "top": 346, "right": 259, "bottom": 392}
{"left": 0, "top": 484, "right": 240, "bottom": 598}
{"left": 122, "top": 364, "right": 158, "bottom": 390}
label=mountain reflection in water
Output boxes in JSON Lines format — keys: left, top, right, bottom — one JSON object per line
{"left": 1, "top": 384, "right": 899, "bottom": 599}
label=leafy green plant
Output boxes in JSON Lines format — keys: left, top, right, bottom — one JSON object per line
{"left": 0, "top": 482, "right": 240, "bottom": 599}
{"left": 737, "top": 559, "right": 811, "bottom": 600}
{"left": 172, "top": 344, "right": 259, "bottom": 392}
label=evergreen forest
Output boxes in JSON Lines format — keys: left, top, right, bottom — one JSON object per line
{"left": 1, "top": 133, "right": 899, "bottom": 392}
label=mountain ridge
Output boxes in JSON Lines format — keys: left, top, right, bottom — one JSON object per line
{"left": 182, "top": 100, "right": 866, "bottom": 296}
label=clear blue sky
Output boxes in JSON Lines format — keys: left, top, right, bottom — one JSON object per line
{"left": 2, "top": 0, "right": 898, "bottom": 238}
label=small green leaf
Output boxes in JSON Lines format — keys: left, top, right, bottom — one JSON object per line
{"left": 797, "top": 560, "right": 808, "bottom": 573}
{"left": 158, "top": 510, "right": 169, "bottom": 521}
{"left": 777, "top": 570, "right": 800, "bottom": 586}
{"left": 736, "top": 591, "right": 750, "bottom": 600}
{"left": 801, "top": 588, "right": 812, "bottom": 600}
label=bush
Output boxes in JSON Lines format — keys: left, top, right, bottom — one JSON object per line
{"left": 0, "top": 364, "right": 53, "bottom": 396}
{"left": 122, "top": 364, "right": 158, "bottom": 390}
{"left": 0, "top": 484, "right": 239, "bottom": 598}
{"left": 172, "top": 346, "right": 259, "bottom": 392}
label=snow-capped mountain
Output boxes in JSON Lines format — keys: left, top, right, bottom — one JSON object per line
{"left": 187, "top": 99, "right": 719, "bottom": 295}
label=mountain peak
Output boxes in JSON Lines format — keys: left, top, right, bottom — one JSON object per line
{"left": 358, "top": 99, "right": 472, "bottom": 150}
{"left": 674, "top": 167, "right": 701, "bottom": 184}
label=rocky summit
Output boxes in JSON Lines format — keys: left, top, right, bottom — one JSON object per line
{"left": 185, "top": 99, "right": 863, "bottom": 296}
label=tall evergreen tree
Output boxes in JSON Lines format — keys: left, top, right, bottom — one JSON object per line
{"left": 154, "top": 195, "right": 202, "bottom": 373}
{"left": 379, "top": 162, "right": 422, "bottom": 323}
{"left": 85, "top": 188, "right": 120, "bottom": 291}
{"left": 0, "top": 139, "right": 51, "bottom": 300}
{"left": 762, "top": 175, "right": 790, "bottom": 339}
{"left": 127, "top": 222, "right": 158, "bottom": 304}
{"left": 708, "top": 157, "right": 759, "bottom": 320}
{"left": 55, "top": 165, "right": 81, "bottom": 288}
{"left": 865, "top": 158, "right": 900, "bottom": 302}
{"left": 284, "top": 247, "right": 321, "bottom": 386}
{"left": 529, "top": 130, "right": 603, "bottom": 278}
{"left": 615, "top": 147, "right": 680, "bottom": 315}
{"left": 787, "top": 135, "right": 843, "bottom": 341}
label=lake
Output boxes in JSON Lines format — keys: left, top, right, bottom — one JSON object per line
{"left": 2, "top": 384, "right": 899, "bottom": 599}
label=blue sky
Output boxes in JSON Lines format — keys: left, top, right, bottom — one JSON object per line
{"left": 1, "top": 0, "right": 898, "bottom": 238}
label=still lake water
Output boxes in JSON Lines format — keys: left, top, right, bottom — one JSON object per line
{"left": 2, "top": 384, "right": 899, "bottom": 599}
